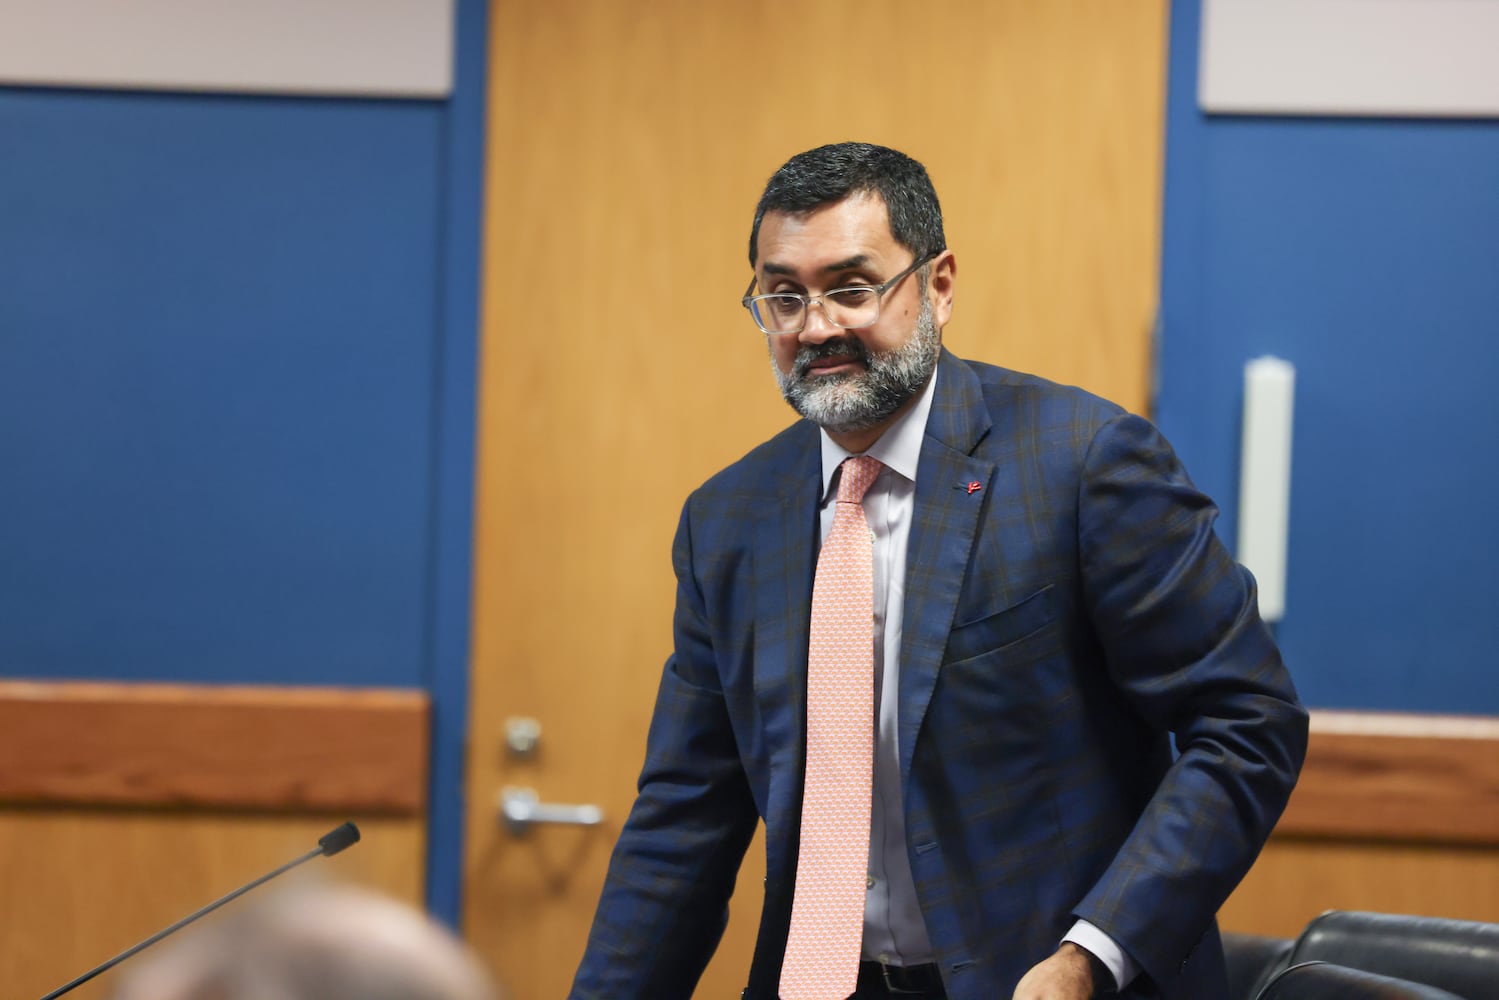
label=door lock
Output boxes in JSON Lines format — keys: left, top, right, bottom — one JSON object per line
{"left": 503, "top": 716, "right": 543, "bottom": 760}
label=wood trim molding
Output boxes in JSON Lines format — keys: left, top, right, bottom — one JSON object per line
{"left": 0, "top": 681, "right": 428, "bottom": 814}
{"left": 1276, "top": 709, "right": 1499, "bottom": 845}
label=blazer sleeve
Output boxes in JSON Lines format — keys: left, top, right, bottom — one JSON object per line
{"left": 1069, "top": 412, "right": 1309, "bottom": 988}
{"left": 568, "top": 497, "right": 760, "bottom": 1000}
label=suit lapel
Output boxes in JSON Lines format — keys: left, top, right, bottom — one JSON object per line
{"left": 899, "top": 351, "right": 995, "bottom": 780}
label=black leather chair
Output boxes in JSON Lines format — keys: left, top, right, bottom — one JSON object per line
{"left": 1287, "top": 910, "right": 1499, "bottom": 999}
{"left": 1256, "top": 961, "right": 1467, "bottom": 1000}
{"left": 1223, "top": 931, "right": 1294, "bottom": 1000}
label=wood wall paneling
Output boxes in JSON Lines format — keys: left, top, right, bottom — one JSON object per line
{"left": 0, "top": 680, "right": 429, "bottom": 812}
{"left": 0, "top": 812, "right": 426, "bottom": 1000}
{"left": 0, "top": 682, "right": 430, "bottom": 1000}
{"left": 1222, "top": 710, "right": 1499, "bottom": 936}
{"left": 1222, "top": 837, "right": 1499, "bottom": 938}
{"left": 1276, "top": 711, "right": 1499, "bottom": 845}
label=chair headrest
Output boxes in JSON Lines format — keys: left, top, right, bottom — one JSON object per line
{"left": 1290, "top": 909, "right": 1499, "bottom": 999}
{"left": 1257, "top": 961, "right": 1467, "bottom": 1000}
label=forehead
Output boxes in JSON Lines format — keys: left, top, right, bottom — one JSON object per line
{"left": 755, "top": 192, "right": 899, "bottom": 272}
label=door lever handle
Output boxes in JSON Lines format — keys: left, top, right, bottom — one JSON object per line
{"left": 498, "top": 786, "right": 604, "bottom": 836}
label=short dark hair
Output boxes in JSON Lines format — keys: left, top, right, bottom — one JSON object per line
{"left": 748, "top": 142, "right": 946, "bottom": 266}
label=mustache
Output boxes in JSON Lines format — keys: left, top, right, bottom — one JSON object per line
{"left": 792, "top": 337, "right": 870, "bottom": 377}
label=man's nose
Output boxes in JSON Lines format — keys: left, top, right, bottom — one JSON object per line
{"left": 798, "top": 300, "right": 843, "bottom": 344}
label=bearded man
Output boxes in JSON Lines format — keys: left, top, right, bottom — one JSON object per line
{"left": 569, "top": 142, "right": 1307, "bottom": 1000}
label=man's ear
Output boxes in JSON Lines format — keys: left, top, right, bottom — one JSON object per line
{"left": 929, "top": 249, "right": 957, "bottom": 328}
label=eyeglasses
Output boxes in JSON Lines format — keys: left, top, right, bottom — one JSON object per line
{"left": 741, "top": 250, "right": 940, "bottom": 335}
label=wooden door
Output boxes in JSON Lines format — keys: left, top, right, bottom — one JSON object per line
{"left": 463, "top": 2, "right": 1167, "bottom": 997}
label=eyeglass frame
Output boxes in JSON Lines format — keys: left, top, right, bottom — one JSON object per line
{"left": 740, "top": 249, "right": 942, "bottom": 335}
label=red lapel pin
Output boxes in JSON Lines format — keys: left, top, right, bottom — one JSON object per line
{"left": 957, "top": 480, "right": 982, "bottom": 495}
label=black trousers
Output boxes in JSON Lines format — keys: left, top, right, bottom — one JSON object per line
{"left": 851, "top": 961, "right": 948, "bottom": 999}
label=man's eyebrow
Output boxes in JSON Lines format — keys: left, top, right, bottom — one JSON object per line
{"left": 761, "top": 254, "right": 874, "bottom": 278}
{"left": 823, "top": 254, "right": 872, "bottom": 273}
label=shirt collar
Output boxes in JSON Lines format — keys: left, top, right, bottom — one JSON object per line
{"left": 819, "top": 366, "right": 939, "bottom": 502}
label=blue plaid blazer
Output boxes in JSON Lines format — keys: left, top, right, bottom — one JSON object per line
{"left": 571, "top": 350, "right": 1307, "bottom": 1000}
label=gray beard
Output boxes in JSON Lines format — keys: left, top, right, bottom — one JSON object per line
{"left": 770, "top": 297, "right": 940, "bottom": 434}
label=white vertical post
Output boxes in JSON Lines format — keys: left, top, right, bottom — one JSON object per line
{"left": 1237, "top": 357, "right": 1296, "bottom": 622}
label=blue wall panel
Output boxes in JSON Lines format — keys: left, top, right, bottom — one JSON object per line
{"left": 0, "top": 3, "right": 489, "bottom": 917}
{"left": 1159, "top": 0, "right": 1499, "bottom": 712}
{"left": 1, "top": 90, "right": 443, "bottom": 687}
{"left": 423, "top": 0, "right": 487, "bottom": 927}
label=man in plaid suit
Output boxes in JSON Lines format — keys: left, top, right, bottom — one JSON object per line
{"left": 570, "top": 143, "right": 1307, "bottom": 1000}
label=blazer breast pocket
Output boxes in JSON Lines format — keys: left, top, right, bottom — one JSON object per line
{"left": 943, "top": 584, "right": 1059, "bottom": 666}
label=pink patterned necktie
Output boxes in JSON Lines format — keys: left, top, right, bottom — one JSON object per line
{"left": 780, "top": 455, "right": 883, "bottom": 1000}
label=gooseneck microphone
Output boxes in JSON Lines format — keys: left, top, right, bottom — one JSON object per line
{"left": 38, "top": 821, "right": 361, "bottom": 1000}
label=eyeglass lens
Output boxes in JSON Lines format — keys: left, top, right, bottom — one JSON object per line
{"left": 752, "top": 287, "right": 881, "bottom": 334}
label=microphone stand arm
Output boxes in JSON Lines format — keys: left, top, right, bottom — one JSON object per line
{"left": 37, "top": 820, "right": 360, "bottom": 1000}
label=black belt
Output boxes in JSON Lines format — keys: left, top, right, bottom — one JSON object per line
{"left": 856, "top": 960, "right": 946, "bottom": 997}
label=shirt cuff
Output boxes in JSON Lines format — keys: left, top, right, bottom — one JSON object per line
{"left": 1062, "top": 920, "right": 1139, "bottom": 993}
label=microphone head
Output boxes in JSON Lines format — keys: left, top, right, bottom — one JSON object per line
{"left": 318, "top": 822, "right": 361, "bottom": 857}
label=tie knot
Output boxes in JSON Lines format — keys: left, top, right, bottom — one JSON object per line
{"left": 836, "top": 455, "right": 882, "bottom": 504}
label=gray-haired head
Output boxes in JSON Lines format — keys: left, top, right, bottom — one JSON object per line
{"left": 112, "top": 883, "right": 500, "bottom": 1000}
{"left": 748, "top": 142, "right": 946, "bottom": 267}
